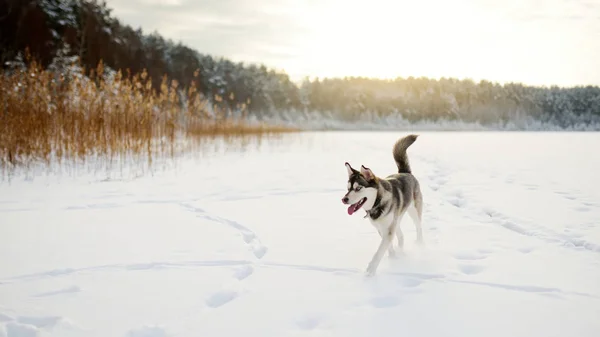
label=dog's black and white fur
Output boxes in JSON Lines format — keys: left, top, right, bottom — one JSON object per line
{"left": 342, "top": 134, "right": 423, "bottom": 276}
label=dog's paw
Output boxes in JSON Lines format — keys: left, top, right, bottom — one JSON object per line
{"left": 365, "top": 262, "right": 378, "bottom": 277}
{"left": 365, "top": 269, "right": 376, "bottom": 277}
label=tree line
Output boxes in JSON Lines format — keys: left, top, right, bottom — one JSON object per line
{"left": 1, "top": 0, "right": 599, "bottom": 128}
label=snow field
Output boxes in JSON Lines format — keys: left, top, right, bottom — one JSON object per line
{"left": 1, "top": 131, "right": 599, "bottom": 337}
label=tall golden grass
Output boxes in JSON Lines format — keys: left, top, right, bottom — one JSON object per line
{"left": 0, "top": 58, "right": 296, "bottom": 177}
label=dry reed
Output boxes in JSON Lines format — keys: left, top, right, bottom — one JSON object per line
{"left": 0, "top": 58, "right": 297, "bottom": 177}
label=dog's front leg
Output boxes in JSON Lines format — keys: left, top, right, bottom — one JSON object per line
{"left": 366, "top": 219, "right": 397, "bottom": 276}
{"left": 376, "top": 227, "right": 396, "bottom": 258}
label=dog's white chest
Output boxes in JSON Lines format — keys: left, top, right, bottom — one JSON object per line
{"left": 368, "top": 211, "right": 394, "bottom": 234}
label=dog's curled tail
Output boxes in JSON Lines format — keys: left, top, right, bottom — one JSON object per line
{"left": 393, "top": 134, "right": 419, "bottom": 174}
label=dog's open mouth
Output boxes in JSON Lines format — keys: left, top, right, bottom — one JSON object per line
{"left": 347, "top": 197, "right": 367, "bottom": 215}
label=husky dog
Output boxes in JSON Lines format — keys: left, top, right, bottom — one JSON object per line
{"left": 342, "top": 134, "right": 423, "bottom": 276}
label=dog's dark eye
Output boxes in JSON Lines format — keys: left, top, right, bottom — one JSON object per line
{"left": 356, "top": 186, "right": 362, "bottom": 191}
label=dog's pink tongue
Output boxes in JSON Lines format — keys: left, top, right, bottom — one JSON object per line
{"left": 347, "top": 205, "right": 355, "bottom": 215}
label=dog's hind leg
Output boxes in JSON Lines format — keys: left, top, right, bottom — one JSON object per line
{"left": 395, "top": 224, "right": 404, "bottom": 252}
{"left": 394, "top": 212, "right": 406, "bottom": 253}
{"left": 408, "top": 200, "right": 423, "bottom": 244}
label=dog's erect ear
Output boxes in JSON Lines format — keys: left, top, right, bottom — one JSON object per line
{"left": 345, "top": 162, "right": 357, "bottom": 176}
{"left": 360, "top": 165, "right": 375, "bottom": 181}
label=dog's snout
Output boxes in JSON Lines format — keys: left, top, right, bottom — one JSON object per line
{"left": 342, "top": 197, "right": 349, "bottom": 204}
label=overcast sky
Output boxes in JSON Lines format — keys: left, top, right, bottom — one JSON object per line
{"left": 105, "top": 0, "right": 600, "bottom": 86}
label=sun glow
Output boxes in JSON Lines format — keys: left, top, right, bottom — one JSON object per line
{"left": 279, "top": 0, "right": 598, "bottom": 86}
{"left": 292, "top": 0, "right": 475, "bottom": 80}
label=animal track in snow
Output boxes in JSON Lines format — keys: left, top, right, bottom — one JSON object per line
{"left": 233, "top": 265, "right": 254, "bottom": 280}
{"left": 450, "top": 279, "right": 598, "bottom": 298}
{"left": 205, "top": 290, "right": 238, "bottom": 309}
{"left": 179, "top": 204, "right": 263, "bottom": 310}
{"left": 555, "top": 191, "right": 577, "bottom": 200}
{"left": 203, "top": 215, "right": 267, "bottom": 259}
{"left": 428, "top": 175, "right": 448, "bottom": 192}
{"left": 434, "top": 177, "right": 448, "bottom": 185}
{"left": 295, "top": 314, "right": 326, "bottom": 330}
{"left": 423, "top": 160, "right": 449, "bottom": 191}
{"left": 5, "top": 322, "right": 38, "bottom": 337}
{"left": 252, "top": 246, "right": 268, "bottom": 259}
{"left": 0, "top": 313, "right": 13, "bottom": 322}
{"left": 518, "top": 247, "right": 535, "bottom": 254}
{"left": 33, "top": 285, "right": 80, "bottom": 298}
{"left": 204, "top": 265, "right": 251, "bottom": 310}
{"left": 399, "top": 277, "right": 423, "bottom": 288}
{"left": 180, "top": 203, "right": 268, "bottom": 260}
{"left": 0, "top": 207, "right": 35, "bottom": 213}
{"left": 177, "top": 202, "right": 205, "bottom": 214}
{"left": 370, "top": 296, "right": 401, "bottom": 308}
{"left": 1, "top": 260, "right": 251, "bottom": 284}
{"left": 65, "top": 202, "right": 121, "bottom": 210}
{"left": 574, "top": 206, "right": 590, "bottom": 212}
{"left": 448, "top": 195, "right": 466, "bottom": 208}
{"left": 458, "top": 264, "right": 485, "bottom": 275}
{"left": 523, "top": 184, "right": 538, "bottom": 191}
{"left": 16, "top": 316, "right": 62, "bottom": 329}
{"left": 194, "top": 214, "right": 264, "bottom": 309}
{"left": 480, "top": 209, "right": 600, "bottom": 254}
{"left": 553, "top": 190, "right": 600, "bottom": 212}
{"left": 540, "top": 293, "right": 564, "bottom": 300}
{"left": 0, "top": 314, "right": 74, "bottom": 337}
{"left": 126, "top": 325, "right": 168, "bottom": 337}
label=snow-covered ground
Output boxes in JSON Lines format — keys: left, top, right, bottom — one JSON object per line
{"left": 1, "top": 131, "right": 599, "bottom": 337}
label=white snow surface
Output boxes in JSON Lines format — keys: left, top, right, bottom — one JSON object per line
{"left": 1, "top": 131, "right": 600, "bottom": 337}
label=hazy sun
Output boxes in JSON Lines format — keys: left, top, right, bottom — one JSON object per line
{"left": 283, "top": 0, "right": 478, "bottom": 80}
{"left": 279, "top": 0, "right": 594, "bottom": 86}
